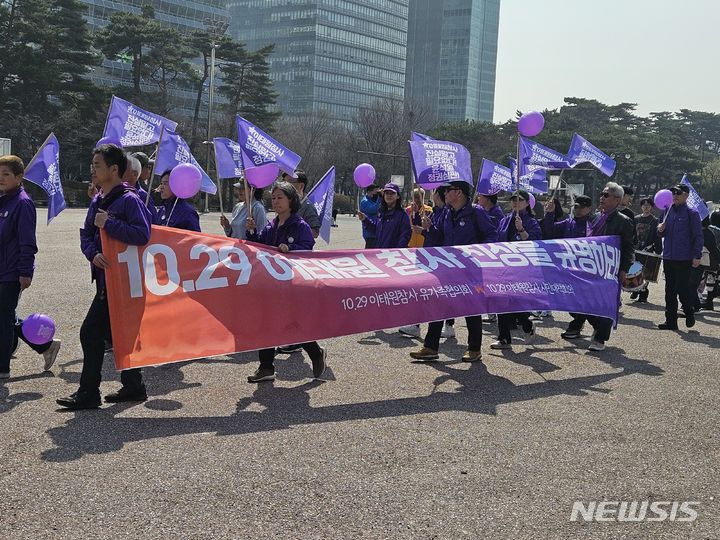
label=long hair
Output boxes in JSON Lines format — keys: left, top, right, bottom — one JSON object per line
{"left": 380, "top": 191, "right": 402, "bottom": 213}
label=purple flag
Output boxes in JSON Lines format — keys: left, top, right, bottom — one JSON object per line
{"left": 566, "top": 133, "right": 616, "bottom": 176}
{"left": 156, "top": 130, "right": 217, "bottom": 195}
{"left": 408, "top": 139, "right": 473, "bottom": 188}
{"left": 306, "top": 166, "right": 336, "bottom": 244}
{"left": 509, "top": 157, "right": 547, "bottom": 194}
{"left": 236, "top": 116, "right": 301, "bottom": 176}
{"left": 476, "top": 159, "right": 513, "bottom": 195}
{"left": 23, "top": 133, "right": 66, "bottom": 224}
{"left": 680, "top": 175, "right": 709, "bottom": 220}
{"left": 213, "top": 137, "right": 244, "bottom": 179}
{"left": 520, "top": 137, "right": 571, "bottom": 169}
{"left": 103, "top": 96, "right": 177, "bottom": 147}
{"left": 411, "top": 131, "right": 434, "bottom": 141}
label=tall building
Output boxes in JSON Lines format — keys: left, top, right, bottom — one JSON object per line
{"left": 405, "top": 0, "right": 500, "bottom": 124}
{"left": 82, "top": 0, "right": 230, "bottom": 115}
{"left": 227, "top": 0, "right": 409, "bottom": 122}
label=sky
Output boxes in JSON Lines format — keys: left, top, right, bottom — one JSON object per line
{"left": 493, "top": 0, "right": 720, "bottom": 123}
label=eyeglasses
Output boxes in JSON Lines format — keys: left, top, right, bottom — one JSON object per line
{"left": 600, "top": 192, "right": 613, "bottom": 198}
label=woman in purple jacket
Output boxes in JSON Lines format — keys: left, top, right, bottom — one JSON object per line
{"left": 245, "top": 181, "right": 326, "bottom": 383}
{"left": 157, "top": 170, "right": 201, "bottom": 232}
{"left": 357, "top": 183, "right": 411, "bottom": 249}
{"left": 0, "top": 155, "right": 61, "bottom": 379}
{"left": 492, "top": 190, "right": 542, "bottom": 350}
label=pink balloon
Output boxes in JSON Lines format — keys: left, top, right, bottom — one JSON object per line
{"left": 528, "top": 193, "right": 536, "bottom": 209}
{"left": 654, "top": 189, "right": 673, "bottom": 209}
{"left": 518, "top": 111, "right": 545, "bottom": 137}
{"left": 354, "top": 163, "right": 376, "bottom": 188}
{"left": 22, "top": 313, "right": 56, "bottom": 345}
{"left": 96, "top": 136, "right": 123, "bottom": 148}
{"left": 245, "top": 163, "right": 279, "bottom": 188}
{"left": 169, "top": 163, "right": 202, "bottom": 199}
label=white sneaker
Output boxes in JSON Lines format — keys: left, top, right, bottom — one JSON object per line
{"left": 441, "top": 323, "right": 455, "bottom": 338}
{"left": 399, "top": 325, "right": 421, "bottom": 338}
{"left": 588, "top": 339, "right": 606, "bottom": 351}
{"left": 42, "top": 339, "right": 61, "bottom": 371}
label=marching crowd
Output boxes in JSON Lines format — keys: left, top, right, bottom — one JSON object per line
{"left": 0, "top": 145, "right": 718, "bottom": 409}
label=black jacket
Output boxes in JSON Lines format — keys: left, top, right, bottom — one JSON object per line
{"left": 602, "top": 209, "right": 635, "bottom": 272}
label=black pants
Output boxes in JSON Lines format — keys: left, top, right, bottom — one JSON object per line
{"left": 0, "top": 282, "right": 52, "bottom": 373}
{"left": 259, "top": 342, "right": 322, "bottom": 370}
{"left": 364, "top": 238, "right": 376, "bottom": 249}
{"left": 663, "top": 260, "right": 695, "bottom": 321}
{"left": 497, "top": 312, "right": 532, "bottom": 343}
{"left": 567, "top": 313, "right": 613, "bottom": 342}
{"left": 690, "top": 267, "right": 704, "bottom": 311}
{"left": 424, "top": 316, "right": 481, "bottom": 351}
{"left": 79, "top": 290, "right": 142, "bottom": 394}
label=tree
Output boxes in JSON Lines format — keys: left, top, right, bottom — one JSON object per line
{"left": 218, "top": 44, "right": 279, "bottom": 134}
{"left": 142, "top": 26, "right": 193, "bottom": 116}
{"left": 95, "top": 4, "right": 160, "bottom": 95}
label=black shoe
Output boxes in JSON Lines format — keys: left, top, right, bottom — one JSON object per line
{"left": 105, "top": 385, "right": 148, "bottom": 403}
{"left": 248, "top": 368, "right": 275, "bottom": 383}
{"left": 698, "top": 303, "right": 714, "bottom": 312}
{"left": 658, "top": 321, "right": 678, "bottom": 330}
{"left": 56, "top": 390, "right": 101, "bottom": 410}
{"left": 630, "top": 291, "right": 639, "bottom": 300}
{"left": 561, "top": 329, "right": 581, "bottom": 339}
{"left": 104, "top": 340, "right": 113, "bottom": 353}
{"left": 276, "top": 345, "right": 302, "bottom": 354}
{"left": 311, "top": 347, "right": 327, "bottom": 379}
{"left": 685, "top": 311, "right": 696, "bottom": 328}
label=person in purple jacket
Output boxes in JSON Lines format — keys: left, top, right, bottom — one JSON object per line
{"left": 491, "top": 190, "right": 542, "bottom": 350}
{"left": 157, "top": 170, "right": 201, "bottom": 232}
{"left": 123, "top": 153, "right": 159, "bottom": 224}
{"left": 0, "top": 155, "right": 61, "bottom": 379}
{"left": 541, "top": 195, "right": 594, "bottom": 239}
{"left": 245, "top": 181, "right": 326, "bottom": 383}
{"left": 656, "top": 183, "right": 704, "bottom": 330}
{"left": 475, "top": 191, "right": 505, "bottom": 227}
{"left": 410, "top": 180, "right": 497, "bottom": 363}
{"left": 57, "top": 145, "right": 152, "bottom": 409}
{"left": 357, "top": 183, "right": 411, "bottom": 249}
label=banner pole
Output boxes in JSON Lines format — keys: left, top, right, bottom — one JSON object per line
{"left": 145, "top": 125, "right": 164, "bottom": 206}
{"left": 166, "top": 197, "right": 179, "bottom": 226}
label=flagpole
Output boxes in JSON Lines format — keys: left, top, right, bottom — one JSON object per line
{"left": 145, "top": 125, "right": 164, "bottom": 206}
{"left": 208, "top": 140, "right": 224, "bottom": 215}
{"left": 23, "top": 133, "right": 53, "bottom": 174}
{"left": 101, "top": 96, "right": 114, "bottom": 138}
{"left": 166, "top": 197, "right": 179, "bottom": 226}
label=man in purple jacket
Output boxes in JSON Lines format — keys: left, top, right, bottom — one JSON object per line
{"left": 0, "top": 155, "right": 61, "bottom": 379}
{"left": 656, "top": 183, "right": 704, "bottom": 330}
{"left": 541, "top": 195, "right": 594, "bottom": 239}
{"left": 410, "top": 180, "right": 497, "bottom": 363}
{"left": 57, "top": 145, "right": 152, "bottom": 410}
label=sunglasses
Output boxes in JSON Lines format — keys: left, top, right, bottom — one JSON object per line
{"left": 600, "top": 192, "right": 615, "bottom": 198}
{"left": 670, "top": 189, "right": 684, "bottom": 195}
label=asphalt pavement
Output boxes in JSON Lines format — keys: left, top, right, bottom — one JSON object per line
{"left": 0, "top": 210, "right": 718, "bottom": 539}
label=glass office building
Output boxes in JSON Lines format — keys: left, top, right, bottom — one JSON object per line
{"left": 81, "top": 0, "right": 229, "bottom": 115}
{"left": 405, "top": 0, "right": 500, "bottom": 123}
{"left": 227, "top": 0, "right": 409, "bottom": 122}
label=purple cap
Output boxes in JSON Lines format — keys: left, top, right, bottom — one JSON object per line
{"left": 382, "top": 183, "right": 400, "bottom": 194}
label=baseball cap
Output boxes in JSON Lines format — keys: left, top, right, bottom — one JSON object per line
{"left": 573, "top": 195, "right": 592, "bottom": 208}
{"left": 670, "top": 184, "right": 690, "bottom": 194}
{"left": 382, "top": 183, "right": 400, "bottom": 194}
{"left": 510, "top": 189, "right": 530, "bottom": 201}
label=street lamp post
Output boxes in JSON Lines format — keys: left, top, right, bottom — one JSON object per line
{"left": 203, "top": 16, "right": 229, "bottom": 213}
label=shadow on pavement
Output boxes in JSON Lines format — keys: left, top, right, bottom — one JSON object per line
{"left": 41, "top": 350, "right": 663, "bottom": 462}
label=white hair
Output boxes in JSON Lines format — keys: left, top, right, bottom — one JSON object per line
{"left": 604, "top": 182, "right": 624, "bottom": 199}
{"left": 126, "top": 155, "right": 141, "bottom": 175}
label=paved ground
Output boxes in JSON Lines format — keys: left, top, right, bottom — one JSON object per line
{"left": 1, "top": 209, "right": 718, "bottom": 539}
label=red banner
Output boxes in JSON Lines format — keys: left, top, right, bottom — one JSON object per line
{"left": 102, "top": 227, "right": 621, "bottom": 370}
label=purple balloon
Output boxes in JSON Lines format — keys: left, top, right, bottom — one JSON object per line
{"left": 528, "top": 193, "right": 536, "bottom": 209}
{"left": 96, "top": 136, "right": 123, "bottom": 148}
{"left": 169, "top": 163, "right": 202, "bottom": 199}
{"left": 353, "top": 163, "right": 376, "bottom": 188}
{"left": 22, "top": 313, "right": 56, "bottom": 345}
{"left": 518, "top": 111, "right": 545, "bottom": 137}
{"left": 654, "top": 189, "right": 673, "bottom": 210}
{"left": 245, "top": 163, "right": 279, "bottom": 188}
